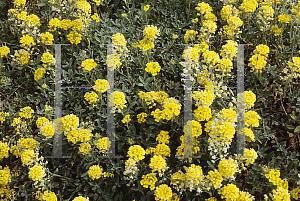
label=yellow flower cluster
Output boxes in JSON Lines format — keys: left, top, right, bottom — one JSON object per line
{"left": 151, "top": 98, "right": 181, "bottom": 122}
{"left": 0, "top": 46, "right": 10, "bottom": 57}
{"left": 36, "top": 117, "right": 49, "bottom": 129}
{"left": 91, "top": 13, "right": 99, "bottom": 22}
{"left": 34, "top": 68, "right": 46, "bottom": 81}
{"left": 239, "top": 0, "right": 258, "bottom": 13}
{"left": 265, "top": 169, "right": 288, "bottom": 189}
{"left": 40, "top": 32, "right": 54, "bottom": 45}
{"left": 218, "top": 108, "right": 237, "bottom": 124}
{"left": 21, "top": 149, "right": 36, "bottom": 166}
{"left": 241, "top": 148, "right": 258, "bottom": 166}
{"left": 153, "top": 144, "right": 171, "bottom": 158}
{"left": 0, "top": 142, "right": 9, "bottom": 160}
{"left": 0, "top": 167, "right": 11, "bottom": 185}
{"left": 84, "top": 91, "right": 99, "bottom": 105}
{"left": 62, "top": 114, "right": 79, "bottom": 132}
{"left": 149, "top": 155, "right": 167, "bottom": 173}
{"left": 136, "top": 25, "right": 160, "bottom": 51}
{"left": 72, "top": 196, "right": 89, "bottom": 201}
{"left": 144, "top": 4, "right": 150, "bottom": 11}
{"left": 14, "top": 49, "right": 30, "bottom": 65}
{"left": 37, "top": 190, "right": 57, "bottom": 201}
{"left": 122, "top": 114, "right": 131, "bottom": 123}
{"left": 67, "top": 31, "right": 82, "bottom": 45}
{"left": 192, "top": 88, "right": 215, "bottom": 107}
{"left": 185, "top": 164, "right": 205, "bottom": 191}
{"left": 184, "top": 30, "right": 198, "bottom": 44}
{"left": 145, "top": 62, "right": 161, "bottom": 76}
{"left": 20, "top": 35, "right": 35, "bottom": 49}
{"left": 248, "top": 44, "right": 269, "bottom": 74}
{"left": 206, "top": 169, "right": 223, "bottom": 189}
{"left": 79, "top": 142, "right": 91, "bottom": 155}
{"left": 245, "top": 127, "right": 255, "bottom": 142}
{"left": 171, "top": 171, "right": 186, "bottom": 192}
{"left": 66, "top": 128, "right": 93, "bottom": 144}
{"left": 88, "top": 165, "right": 103, "bottom": 180}
{"left": 81, "top": 59, "right": 97, "bottom": 71}
{"left": 97, "top": 137, "right": 110, "bottom": 152}
{"left": 77, "top": 0, "right": 91, "bottom": 16}
{"left": 41, "top": 52, "right": 55, "bottom": 67}
{"left": 140, "top": 173, "right": 157, "bottom": 190}
{"left": 278, "top": 14, "right": 293, "bottom": 23}
{"left": 218, "top": 158, "right": 238, "bottom": 178}
{"left": 109, "top": 91, "right": 127, "bottom": 113}
{"left": 270, "top": 25, "right": 282, "bottom": 36}
{"left": 156, "top": 131, "right": 170, "bottom": 144}
{"left": 13, "top": 0, "right": 26, "bottom": 8}
{"left": 93, "top": 79, "right": 109, "bottom": 93}
{"left": 28, "top": 165, "right": 45, "bottom": 181}
{"left": 138, "top": 91, "right": 168, "bottom": 107}
{"left": 154, "top": 184, "right": 172, "bottom": 201}
{"left": 112, "top": 33, "right": 127, "bottom": 52}
{"left": 244, "top": 111, "right": 261, "bottom": 127}
{"left": 270, "top": 187, "right": 291, "bottom": 201}
{"left": 0, "top": 112, "right": 9, "bottom": 123}
{"left": 127, "top": 145, "right": 145, "bottom": 162}
{"left": 241, "top": 90, "right": 256, "bottom": 109}
{"left": 288, "top": 57, "right": 300, "bottom": 78}
{"left": 40, "top": 121, "right": 55, "bottom": 137}
{"left": 220, "top": 4, "right": 243, "bottom": 39}
{"left": 221, "top": 183, "right": 240, "bottom": 201}
{"left": 291, "top": 187, "right": 300, "bottom": 200}
{"left": 19, "top": 106, "right": 34, "bottom": 119}
{"left": 194, "top": 106, "right": 211, "bottom": 122}
{"left": 137, "top": 112, "right": 147, "bottom": 123}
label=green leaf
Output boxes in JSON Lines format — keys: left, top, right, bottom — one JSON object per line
{"left": 294, "top": 125, "right": 300, "bottom": 133}
{"left": 265, "top": 151, "right": 274, "bottom": 163}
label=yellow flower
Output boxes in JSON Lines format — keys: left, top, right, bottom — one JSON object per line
{"left": 49, "top": 18, "right": 61, "bottom": 31}
{"left": 108, "top": 91, "right": 127, "bottom": 113}
{"left": 145, "top": 62, "right": 161, "bottom": 76}
{"left": 81, "top": 59, "right": 97, "bottom": 71}
{"left": 121, "top": 114, "right": 131, "bottom": 123}
{"left": 40, "top": 121, "right": 55, "bottom": 137}
{"left": 244, "top": 111, "right": 261, "bottom": 127}
{"left": 40, "top": 190, "right": 57, "bottom": 201}
{"left": 34, "top": 68, "right": 46, "bottom": 81}
{"left": 140, "top": 173, "right": 157, "bottom": 190}
{"left": 79, "top": 142, "right": 92, "bottom": 155}
{"left": 278, "top": 14, "right": 292, "bottom": 23}
{"left": 206, "top": 170, "right": 223, "bottom": 189}
{"left": 149, "top": 155, "right": 167, "bottom": 173}
{"left": 0, "top": 167, "right": 11, "bottom": 185}
{"left": 97, "top": 137, "right": 110, "bottom": 152}
{"left": 40, "top": 32, "right": 54, "bottom": 45}
{"left": 137, "top": 112, "right": 147, "bottom": 123}
{"left": 154, "top": 184, "right": 172, "bottom": 201}
{"left": 14, "top": 49, "right": 30, "bottom": 65}
{"left": 156, "top": 131, "right": 170, "bottom": 144}
{"left": 28, "top": 165, "right": 45, "bottom": 181}
{"left": 88, "top": 165, "right": 103, "bottom": 180}
{"left": 218, "top": 158, "right": 238, "bottom": 178}
{"left": 19, "top": 106, "right": 34, "bottom": 119}
{"left": 41, "top": 52, "right": 55, "bottom": 66}
{"left": 221, "top": 183, "right": 240, "bottom": 201}
{"left": 13, "top": 0, "right": 26, "bottom": 8}
{"left": 0, "top": 112, "right": 9, "bottom": 123}
{"left": 127, "top": 145, "right": 145, "bottom": 162}
{"left": 239, "top": 0, "right": 258, "bottom": 13}
{"left": 91, "top": 13, "right": 100, "bottom": 22}
{"left": 241, "top": 148, "right": 258, "bottom": 166}
{"left": 67, "top": 31, "right": 82, "bottom": 45}
{"left": 84, "top": 92, "right": 99, "bottom": 105}
{"left": 0, "top": 142, "right": 10, "bottom": 160}
{"left": 0, "top": 46, "right": 10, "bottom": 57}
{"left": 93, "top": 79, "right": 109, "bottom": 93}
{"left": 73, "top": 196, "right": 89, "bottom": 201}
{"left": 184, "top": 30, "right": 198, "bottom": 43}
{"left": 144, "top": 4, "right": 150, "bottom": 11}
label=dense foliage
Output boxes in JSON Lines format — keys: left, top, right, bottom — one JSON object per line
{"left": 0, "top": 0, "right": 300, "bottom": 200}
